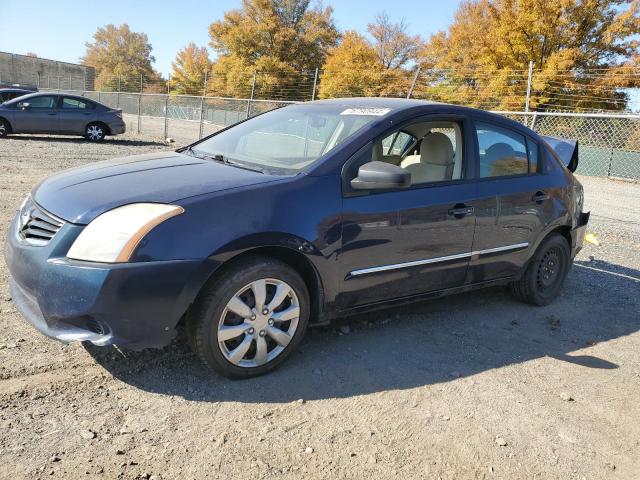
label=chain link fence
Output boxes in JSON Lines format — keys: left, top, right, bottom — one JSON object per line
{"left": 79, "top": 89, "right": 295, "bottom": 145}
{"left": 2, "top": 67, "right": 639, "bottom": 180}
{"left": 499, "top": 112, "right": 640, "bottom": 180}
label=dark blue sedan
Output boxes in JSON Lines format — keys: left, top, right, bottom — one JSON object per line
{"left": 5, "top": 98, "right": 589, "bottom": 378}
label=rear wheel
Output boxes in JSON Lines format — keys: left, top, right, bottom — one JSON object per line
{"left": 510, "top": 233, "right": 570, "bottom": 306}
{"left": 0, "top": 118, "right": 9, "bottom": 138}
{"left": 187, "top": 256, "right": 310, "bottom": 379}
{"left": 85, "top": 122, "right": 106, "bottom": 142}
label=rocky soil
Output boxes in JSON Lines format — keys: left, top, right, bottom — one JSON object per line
{"left": 0, "top": 134, "right": 639, "bottom": 479}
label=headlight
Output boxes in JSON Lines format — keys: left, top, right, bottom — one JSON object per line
{"left": 67, "top": 203, "right": 184, "bottom": 263}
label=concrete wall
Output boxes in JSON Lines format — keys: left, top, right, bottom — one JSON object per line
{"left": 0, "top": 51, "right": 95, "bottom": 90}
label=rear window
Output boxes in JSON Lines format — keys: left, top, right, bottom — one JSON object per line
{"left": 61, "top": 97, "right": 94, "bottom": 109}
{"left": 476, "top": 122, "right": 538, "bottom": 177}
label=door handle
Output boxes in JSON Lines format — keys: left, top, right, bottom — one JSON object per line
{"left": 448, "top": 203, "right": 474, "bottom": 219}
{"left": 532, "top": 191, "right": 550, "bottom": 204}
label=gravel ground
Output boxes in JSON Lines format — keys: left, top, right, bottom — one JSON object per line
{"left": 0, "top": 134, "right": 639, "bottom": 480}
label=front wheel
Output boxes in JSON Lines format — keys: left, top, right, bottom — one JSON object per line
{"left": 187, "top": 256, "right": 310, "bottom": 378}
{"left": 85, "top": 123, "right": 106, "bottom": 142}
{"left": 510, "top": 233, "right": 571, "bottom": 306}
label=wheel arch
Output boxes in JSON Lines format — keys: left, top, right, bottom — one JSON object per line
{"left": 0, "top": 116, "right": 13, "bottom": 133}
{"left": 86, "top": 120, "right": 111, "bottom": 135}
{"left": 191, "top": 244, "right": 328, "bottom": 326}
{"left": 549, "top": 225, "right": 572, "bottom": 248}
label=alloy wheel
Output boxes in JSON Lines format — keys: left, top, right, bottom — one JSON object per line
{"left": 217, "top": 278, "right": 300, "bottom": 368}
{"left": 86, "top": 125, "right": 103, "bottom": 141}
{"left": 0, "top": 122, "right": 6, "bottom": 136}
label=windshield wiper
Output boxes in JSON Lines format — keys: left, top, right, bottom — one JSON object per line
{"left": 183, "top": 147, "right": 265, "bottom": 173}
{"left": 221, "top": 157, "right": 265, "bottom": 174}
{"left": 182, "top": 145, "right": 207, "bottom": 158}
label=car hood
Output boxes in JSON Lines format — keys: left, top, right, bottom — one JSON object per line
{"left": 34, "top": 151, "right": 282, "bottom": 224}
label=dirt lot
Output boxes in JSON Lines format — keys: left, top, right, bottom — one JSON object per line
{"left": 0, "top": 134, "right": 639, "bottom": 480}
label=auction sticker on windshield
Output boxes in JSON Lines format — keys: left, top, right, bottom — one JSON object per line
{"left": 340, "top": 108, "right": 391, "bottom": 116}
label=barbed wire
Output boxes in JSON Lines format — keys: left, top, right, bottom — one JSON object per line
{"left": 1, "top": 66, "right": 638, "bottom": 113}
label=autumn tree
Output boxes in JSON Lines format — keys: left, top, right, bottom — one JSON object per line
{"left": 318, "top": 13, "right": 422, "bottom": 99}
{"left": 207, "top": 0, "right": 339, "bottom": 99}
{"left": 318, "top": 31, "right": 385, "bottom": 98}
{"left": 368, "top": 12, "right": 421, "bottom": 70}
{"left": 418, "top": 0, "right": 640, "bottom": 111}
{"left": 81, "top": 24, "right": 164, "bottom": 92}
{"left": 170, "top": 43, "right": 212, "bottom": 95}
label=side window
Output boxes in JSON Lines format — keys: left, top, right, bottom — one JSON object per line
{"left": 382, "top": 131, "right": 414, "bottom": 156}
{"left": 476, "top": 122, "right": 533, "bottom": 177}
{"left": 61, "top": 97, "right": 93, "bottom": 109}
{"left": 22, "top": 95, "right": 56, "bottom": 109}
{"left": 357, "top": 120, "right": 464, "bottom": 189}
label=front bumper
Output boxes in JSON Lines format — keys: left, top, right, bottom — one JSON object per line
{"left": 5, "top": 211, "right": 206, "bottom": 349}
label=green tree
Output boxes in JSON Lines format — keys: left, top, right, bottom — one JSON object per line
{"left": 170, "top": 43, "right": 212, "bottom": 95}
{"left": 207, "top": 0, "right": 339, "bottom": 99}
{"left": 81, "top": 24, "right": 163, "bottom": 92}
{"left": 418, "top": 0, "right": 640, "bottom": 111}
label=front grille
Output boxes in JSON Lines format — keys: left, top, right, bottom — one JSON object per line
{"left": 17, "top": 197, "right": 64, "bottom": 246}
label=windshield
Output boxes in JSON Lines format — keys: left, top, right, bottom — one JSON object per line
{"left": 193, "top": 104, "right": 388, "bottom": 174}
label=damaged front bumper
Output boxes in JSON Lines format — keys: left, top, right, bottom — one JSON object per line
{"left": 5, "top": 210, "right": 204, "bottom": 350}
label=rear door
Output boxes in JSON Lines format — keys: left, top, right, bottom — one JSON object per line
{"left": 11, "top": 95, "right": 59, "bottom": 133}
{"left": 58, "top": 96, "right": 98, "bottom": 134}
{"left": 468, "top": 120, "right": 558, "bottom": 282}
{"left": 336, "top": 114, "right": 478, "bottom": 308}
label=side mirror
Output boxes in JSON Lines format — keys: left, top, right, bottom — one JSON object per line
{"left": 350, "top": 161, "right": 411, "bottom": 190}
{"left": 19, "top": 102, "right": 30, "bottom": 110}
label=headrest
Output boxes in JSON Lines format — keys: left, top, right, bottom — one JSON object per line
{"left": 485, "top": 142, "right": 515, "bottom": 162}
{"left": 420, "top": 132, "right": 454, "bottom": 166}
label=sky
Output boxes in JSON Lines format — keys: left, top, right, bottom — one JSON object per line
{"left": 0, "top": 0, "right": 463, "bottom": 77}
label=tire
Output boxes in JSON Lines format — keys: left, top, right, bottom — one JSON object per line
{"left": 85, "top": 122, "right": 106, "bottom": 142}
{"left": 510, "top": 233, "right": 571, "bottom": 306}
{"left": 0, "top": 118, "right": 9, "bottom": 138}
{"left": 186, "top": 255, "right": 310, "bottom": 379}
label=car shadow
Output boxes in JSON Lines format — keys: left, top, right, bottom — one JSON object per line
{"left": 6, "top": 134, "right": 165, "bottom": 147}
{"left": 85, "top": 258, "right": 639, "bottom": 403}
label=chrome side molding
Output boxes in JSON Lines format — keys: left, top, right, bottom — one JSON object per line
{"left": 349, "top": 242, "right": 529, "bottom": 277}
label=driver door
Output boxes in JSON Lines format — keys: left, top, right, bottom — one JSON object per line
{"left": 336, "top": 116, "right": 478, "bottom": 309}
{"left": 12, "top": 95, "right": 60, "bottom": 133}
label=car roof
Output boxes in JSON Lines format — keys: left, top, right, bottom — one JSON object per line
{"left": 4, "top": 92, "right": 95, "bottom": 102}
{"left": 308, "top": 96, "right": 496, "bottom": 119}
{"left": 308, "top": 96, "right": 528, "bottom": 131}
{"left": 310, "top": 97, "right": 443, "bottom": 110}
{"left": 0, "top": 88, "right": 33, "bottom": 93}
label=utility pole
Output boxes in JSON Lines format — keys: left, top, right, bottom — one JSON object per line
{"left": 407, "top": 67, "right": 421, "bottom": 99}
{"left": 246, "top": 70, "right": 257, "bottom": 118}
{"left": 164, "top": 73, "right": 171, "bottom": 140}
{"left": 311, "top": 68, "right": 319, "bottom": 101}
{"left": 137, "top": 74, "right": 143, "bottom": 134}
{"left": 117, "top": 76, "right": 121, "bottom": 108}
{"left": 525, "top": 61, "right": 533, "bottom": 113}
{"left": 199, "top": 71, "right": 208, "bottom": 139}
